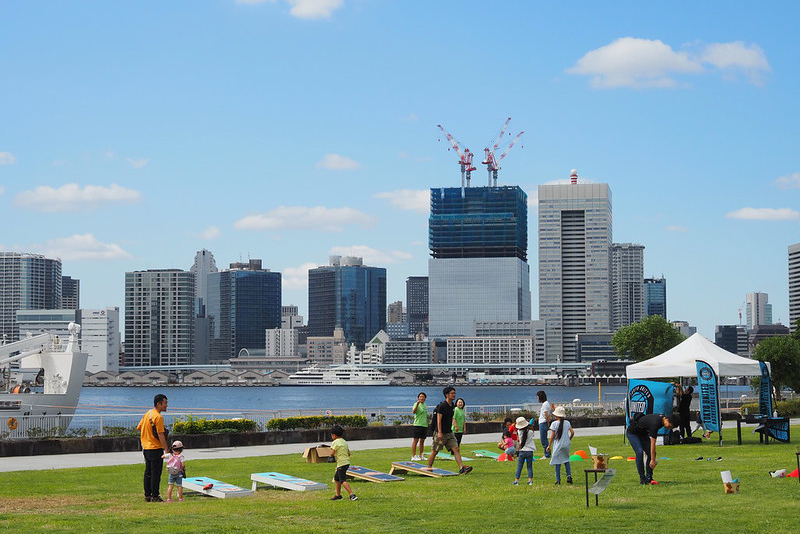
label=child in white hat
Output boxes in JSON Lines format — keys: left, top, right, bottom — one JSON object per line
{"left": 164, "top": 440, "right": 186, "bottom": 502}
{"left": 512, "top": 416, "right": 536, "bottom": 486}
{"left": 547, "top": 406, "right": 574, "bottom": 484}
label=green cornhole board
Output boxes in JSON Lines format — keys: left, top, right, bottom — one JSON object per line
{"left": 346, "top": 465, "right": 404, "bottom": 483}
{"left": 435, "top": 452, "right": 473, "bottom": 461}
{"left": 389, "top": 461, "right": 458, "bottom": 477}
{"left": 473, "top": 450, "right": 501, "bottom": 459}
{"left": 250, "top": 472, "right": 328, "bottom": 492}
{"left": 182, "top": 476, "right": 254, "bottom": 499}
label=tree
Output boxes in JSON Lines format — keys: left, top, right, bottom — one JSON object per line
{"left": 753, "top": 335, "right": 800, "bottom": 400}
{"left": 611, "top": 315, "right": 686, "bottom": 362}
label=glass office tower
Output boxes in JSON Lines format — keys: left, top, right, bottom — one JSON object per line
{"left": 307, "top": 256, "right": 387, "bottom": 350}
{"left": 0, "top": 252, "right": 62, "bottom": 342}
{"left": 428, "top": 186, "right": 531, "bottom": 338}
{"left": 644, "top": 278, "right": 667, "bottom": 318}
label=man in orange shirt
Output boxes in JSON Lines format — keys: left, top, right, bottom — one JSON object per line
{"left": 137, "top": 394, "right": 169, "bottom": 502}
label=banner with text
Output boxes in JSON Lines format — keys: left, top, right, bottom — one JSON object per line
{"left": 695, "top": 360, "right": 721, "bottom": 433}
{"left": 627, "top": 379, "right": 674, "bottom": 435}
{"left": 758, "top": 361, "right": 772, "bottom": 416}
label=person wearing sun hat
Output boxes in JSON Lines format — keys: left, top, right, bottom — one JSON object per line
{"left": 547, "top": 406, "right": 574, "bottom": 484}
{"left": 512, "top": 416, "right": 537, "bottom": 486}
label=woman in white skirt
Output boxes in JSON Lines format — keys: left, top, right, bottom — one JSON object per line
{"left": 546, "top": 406, "right": 574, "bottom": 484}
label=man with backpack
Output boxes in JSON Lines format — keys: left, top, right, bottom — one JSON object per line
{"left": 137, "top": 393, "right": 170, "bottom": 502}
{"left": 426, "top": 386, "right": 473, "bottom": 475}
{"left": 627, "top": 412, "right": 679, "bottom": 485}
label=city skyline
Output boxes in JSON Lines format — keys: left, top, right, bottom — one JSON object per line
{"left": 1, "top": 2, "right": 798, "bottom": 338}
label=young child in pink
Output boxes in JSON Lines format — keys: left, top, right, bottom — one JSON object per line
{"left": 164, "top": 440, "right": 186, "bottom": 502}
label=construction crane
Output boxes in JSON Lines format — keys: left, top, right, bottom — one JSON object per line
{"left": 437, "top": 124, "right": 476, "bottom": 188}
{"left": 482, "top": 117, "right": 524, "bottom": 186}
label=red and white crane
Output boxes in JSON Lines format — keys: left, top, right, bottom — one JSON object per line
{"left": 438, "top": 124, "right": 476, "bottom": 189}
{"left": 482, "top": 117, "right": 524, "bottom": 186}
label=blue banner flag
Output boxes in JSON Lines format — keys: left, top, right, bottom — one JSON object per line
{"left": 695, "top": 360, "right": 721, "bottom": 433}
{"left": 758, "top": 361, "right": 772, "bottom": 416}
{"left": 627, "top": 379, "right": 674, "bottom": 435}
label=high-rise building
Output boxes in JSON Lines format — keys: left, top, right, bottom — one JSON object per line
{"left": 611, "top": 243, "right": 644, "bottom": 331}
{"left": 406, "top": 276, "right": 429, "bottom": 337}
{"left": 745, "top": 292, "right": 773, "bottom": 330}
{"left": 0, "top": 252, "right": 62, "bottom": 342}
{"left": 265, "top": 327, "right": 298, "bottom": 357}
{"left": 307, "top": 256, "right": 387, "bottom": 349}
{"left": 671, "top": 320, "right": 696, "bottom": 338}
{"left": 715, "top": 324, "right": 749, "bottom": 357}
{"left": 428, "top": 186, "right": 531, "bottom": 338}
{"left": 124, "top": 269, "right": 195, "bottom": 366}
{"left": 81, "top": 307, "right": 120, "bottom": 373}
{"left": 61, "top": 276, "right": 80, "bottom": 309}
{"left": 16, "top": 309, "right": 78, "bottom": 338}
{"left": 207, "top": 259, "right": 282, "bottom": 362}
{"left": 387, "top": 301, "right": 404, "bottom": 324}
{"left": 790, "top": 243, "right": 800, "bottom": 333}
{"left": 644, "top": 277, "right": 667, "bottom": 318}
{"left": 538, "top": 174, "right": 612, "bottom": 362}
{"left": 190, "top": 249, "right": 218, "bottom": 366}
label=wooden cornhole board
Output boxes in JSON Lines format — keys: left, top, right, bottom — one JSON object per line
{"left": 389, "top": 461, "right": 458, "bottom": 477}
{"left": 473, "top": 450, "right": 501, "bottom": 459}
{"left": 435, "top": 452, "right": 473, "bottom": 461}
{"left": 250, "top": 472, "right": 328, "bottom": 492}
{"left": 182, "top": 476, "right": 254, "bottom": 499}
{"left": 346, "top": 465, "right": 405, "bottom": 483}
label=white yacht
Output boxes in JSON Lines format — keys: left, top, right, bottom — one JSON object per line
{"left": 1, "top": 323, "right": 87, "bottom": 437}
{"left": 287, "top": 364, "right": 390, "bottom": 386}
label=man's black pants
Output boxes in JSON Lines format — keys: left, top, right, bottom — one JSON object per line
{"left": 143, "top": 448, "right": 164, "bottom": 498}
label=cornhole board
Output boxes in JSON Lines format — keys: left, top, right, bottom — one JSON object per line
{"left": 346, "top": 465, "right": 404, "bottom": 483}
{"left": 182, "top": 476, "right": 253, "bottom": 499}
{"left": 389, "top": 461, "right": 458, "bottom": 477}
{"left": 473, "top": 450, "right": 501, "bottom": 459}
{"left": 250, "top": 472, "right": 328, "bottom": 492}
{"left": 435, "top": 452, "right": 473, "bottom": 461}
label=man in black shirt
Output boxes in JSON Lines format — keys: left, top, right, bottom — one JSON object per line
{"left": 427, "top": 386, "right": 473, "bottom": 475}
{"left": 627, "top": 413, "right": 679, "bottom": 485}
{"left": 677, "top": 385, "right": 693, "bottom": 439}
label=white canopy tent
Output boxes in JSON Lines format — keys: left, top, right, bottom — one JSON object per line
{"left": 626, "top": 332, "right": 766, "bottom": 379}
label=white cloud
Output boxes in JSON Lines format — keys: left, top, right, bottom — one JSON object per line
{"left": 282, "top": 262, "right": 318, "bottom": 290}
{"left": 236, "top": 0, "right": 343, "bottom": 19}
{"left": 126, "top": 157, "right": 150, "bottom": 169}
{"left": 15, "top": 183, "right": 141, "bottom": 212}
{"left": 374, "top": 189, "right": 429, "bottom": 213}
{"left": 200, "top": 226, "right": 221, "bottom": 240}
{"left": 666, "top": 225, "right": 688, "bottom": 232}
{"left": 30, "top": 234, "right": 132, "bottom": 261}
{"left": 0, "top": 152, "right": 16, "bottom": 165}
{"left": 774, "top": 172, "right": 800, "bottom": 190}
{"left": 726, "top": 207, "right": 800, "bottom": 220}
{"left": 316, "top": 153, "right": 360, "bottom": 170}
{"left": 234, "top": 206, "right": 376, "bottom": 232}
{"left": 701, "top": 41, "right": 770, "bottom": 85}
{"left": 568, "top": 38, "right": 769, "bottom": 88}
{"left": 329, "top": 245, "right": 412, "bottom": 265}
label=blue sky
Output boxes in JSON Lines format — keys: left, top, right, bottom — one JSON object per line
{"left": 1, "top": 1, "right": 798, "bottom": 338}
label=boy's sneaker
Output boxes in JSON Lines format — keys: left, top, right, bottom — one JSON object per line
{"left": 566, "top": 476, "right": 573, "bottom": 484}
{"left": 512, "top": 481, "right": 519, "bottom": 486}
{"left": 650, "top": 480, "right": 659, "bottom": 485}
{"left": 554, "top": 481, "right": 560, "bottom": 485}
{"left": 151, "top": 496, "right": 164, "bottom": 503}
{"left": 458, "top": 465, "right": 473, "bottom": 475}
{"left": 349, "top": 494, "right": 358, "bottom": 501}
{"left": 330, "top": 495, "right": 343, "bottom": 500}
{"left": 528, "top": 481, "right": 533, "bottom": 486}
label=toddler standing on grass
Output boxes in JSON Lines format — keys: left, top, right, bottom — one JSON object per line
{"left": 330, "top": 425, "right": 357, "bottom": 501}
{"left": 547, "top": 406, "right": 574, "bottom": 485}
{"left": 164, "top": 440, "right": 185, "bottom": 502}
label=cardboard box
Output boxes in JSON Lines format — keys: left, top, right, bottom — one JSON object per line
{"left": 302, "top": 445, "right": 334, "bottom": 464}
{"left": 591, "top": 454, "right": 609, "bottom": 470}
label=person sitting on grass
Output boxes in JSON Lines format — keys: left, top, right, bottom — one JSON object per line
{"left": 498, "top": 430, "right": 517, "bottom": 459}
{"left": 330, "top": 425, "right": 357, "bottom": 501}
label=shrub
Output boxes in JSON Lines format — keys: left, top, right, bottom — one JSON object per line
{"left": 740, "top": 398, "right": 800, "bottom": 417}
{"left": 103, "top": 426, "right": 137, "bottom": 437}
{"left": 172, "top": 415, "right": 259, "bottom": 434}
{"left": 266, "top": 415, "right": 368, "bottom": 431}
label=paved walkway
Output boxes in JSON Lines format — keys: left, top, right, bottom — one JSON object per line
{"left": 2, "top": 419, "right": 791, "bottom": 473}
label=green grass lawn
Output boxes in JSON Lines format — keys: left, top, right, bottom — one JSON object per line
{"left": 1, "top": 429, "right": 798, "bottom": 533}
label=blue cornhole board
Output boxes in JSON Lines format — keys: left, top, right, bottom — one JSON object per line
{"left": 389, "top": 461, "right": 458, "bottom": 477}
{"left": 435, "top": 452, "right": 473, "bottom": 461}
{"left": 182, "top": 476, "right": 253, "bottom": 499}
{"left": 473, "top": 450, "right": 501, "bottom": 459}
{"left": 250, "top": 472, "right": 328, "bottom": 492}
{"left": 347, "top": 465, "right": 404, "bottom": 483}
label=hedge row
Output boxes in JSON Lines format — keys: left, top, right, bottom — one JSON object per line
{"left": 740, "top": 398, "right": 800, "bottom": 417}
{"left": 173, "top": 416, "right": 258, "bottom": 434}
{"left": 266, "top": 415, "right": 368, "bottom": 431}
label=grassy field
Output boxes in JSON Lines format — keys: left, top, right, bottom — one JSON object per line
{"left": 1, "top": 429, "right": 798, "bottom": 533}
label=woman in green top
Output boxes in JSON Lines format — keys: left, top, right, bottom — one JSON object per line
{"left": 452, "top": 397, "right": 466, "bottom": 446}
{"left": 411, "top": 392, "right": 428, "bottom": 461}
